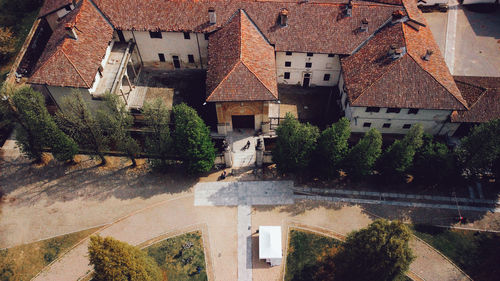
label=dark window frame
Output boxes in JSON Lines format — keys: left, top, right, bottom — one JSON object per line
{"left": 408, "top": 108, "right": 419, "bottom": 114}
{"left": 328, "top": 54, "right": 334, "bottom": 57}
{"left": 149, "top": 31, "right": 162, "bottom": 39}
{"left": 307, "top": 52, "right": 314, "bottom": 57}
{"left": 188, "top": 54, "right": 195, "bottom": 63}
{"left": 286, "top": 51, "right": 292, "bottom": 56}
{"left": 204, "top": 34, "right": 209, "bottom": 40}
{"left": 284, "top": 72, "right": 290, "bottom": 79}
{"left": 323, "top": 74, "right": 331, "bottom": 81}
{"left": 158, "top": 53, "right": 165, "bottom": 62}
{"left": 382, "top": 123, "right": 391, "bottom": 128}
{"left": 285, "top": 61, "right": 291, "bottom": 67}
{"left": 363, "top": 122, "right": 372, "bottom": 128}
{"left": 403, "top": 124, "right": 412, "bottom": 129}
{"left": 305, "top": 62, "right": 312, "bottom": 68}
{"left": 386, "top": 108, "right": 401, "bottom": 113}
{"left": 183, "top": 32, "right": 191, "bottom": 39}
{"left": 365, "top": 107, "right": 380, "bottom": 113}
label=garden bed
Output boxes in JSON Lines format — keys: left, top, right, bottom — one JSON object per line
{"left": 0, "top": 226, "right": 101, "bottom": 281}
{"left": 144, "top": 231, "right": 207, "bottom": 281}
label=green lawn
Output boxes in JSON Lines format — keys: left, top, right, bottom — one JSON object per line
{"left": 0, "top": 227, "right": 101, "bottom": 281}
{"left": 144, "top": 231, "right": 207, "bottom": 281}
{"left": 412, "top": 224, "right": 500, "bottom": 281}
{"left": 284, "top": 229, "right": 342, "bottom": 281}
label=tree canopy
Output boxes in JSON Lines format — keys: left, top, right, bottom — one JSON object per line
{"left": 343, "top": 128, "right": 382, "bottom": 179}
{"left": 172, "top": 103, "right": 215, "bottom": 173}
{"left": 315, "top": 117, "right": 351, "bottom": 178}
{"left": 142, "top": 98, "right": 172, "bottom": 168}
{"left": 412, "top": 134, "right": 456, "bottom": 185}
{"left": 88, "top": 235, "right": 161, "bottom": 281}
{"left": 333, "top": 219, "right": 415, "bottom": 281}
{"left": 272, "top": 113, "right": 319, "bottom": 174}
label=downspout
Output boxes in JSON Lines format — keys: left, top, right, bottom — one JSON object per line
{"left": 196, "top": 33, "right": 203, "bottom": 69}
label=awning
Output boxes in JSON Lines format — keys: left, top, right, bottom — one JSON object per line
{"left": 259, "top": 226, "right": 282, "bottom": 260}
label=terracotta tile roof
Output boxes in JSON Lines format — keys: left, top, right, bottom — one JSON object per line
{"left": 451, "top": 76, "right": 500, "bottom": 123}
{"left": 341, "top": 8, "right": 467, "bottom": 110}
{"left": 39, "top": 0, "right": 74, "bottom": 17}
{"left": 93, "top": 0, "right": 399, "bottom": 54}
{"left": 30, "top": 0, "right": 113, "bottom": 88}
{"left": 206, "top": 10, "right": 278, "bottom": 102}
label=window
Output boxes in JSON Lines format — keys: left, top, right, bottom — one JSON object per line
{"left": 183, "top": 32, "right": 190, "bottom": 39}
{"left": 365, "top": 107, "right": 380, "bottom": 113}
{"left": 149, "top": 31, "right": 162, "bottom": 39}
{"left": 286, "top": 51, "right": 292, "bottom": 56}
{"left": 285, "top": 61, "right": 291, "bottom": 67}
{"left": 305, "top": 62, "right": 312, "bottom": 68}
{"left": 323, "top": 74, "right": 331, "bottom": 81}
{"left": 284, "top": 72, "right": 290, "bottom": 79}
{"left": 188, "top": 54, "right": 195, "bottom": 63}
{"left": 363, "top": 122, "right": 372, "bottom": 128}
{"left": 382, "top": 123, "right": 391, "bottom": 128}
{"left": 307, "top": 52, "right": 313, "bottom": 57}
{"left": 204, "top": 34, "right": 209, "bottom": 40}
{"left": 386, "top": 108, "right": 401, "bottom": 113}
{"left": 408, "top": 108, "right": 419, "bottom": 114}
{"left": 403, "top": 124, "right": 412, "bottom": 129}
{"left": 328, "top": 53, "right": 334, "bottom": 57}
{"left": 158, "top": 53, "right": 165, "bottom": 62}
{"left": 65, "top": 5, "right": 72, "bottom": 11}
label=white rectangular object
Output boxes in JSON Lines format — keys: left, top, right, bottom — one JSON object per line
{"left": 259, "top": 226, "right": 282, "bottom": 261}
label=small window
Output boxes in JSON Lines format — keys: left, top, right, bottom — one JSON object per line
{"left": 149, "top": 31, "right": 162, "bottom": 39}
{"left": 382, "top": 123, "right": 391, "bottom": 128}
{"left": 403, "top": 124, "right": 412, "bottom": 129}
{"left": 344, "top": 97, "right": 348, "bottom": 108}
{"left": 285, "top": 61, "right": 291, "bottom": 67}
{"left": 365, "top": 107, "right": 380, "bottom": 113}
{"left": 204, "top": 34, "right": 209, "bottom": 40}
{"left": 158, "top": 53, "right": 165, "bottom": 62}
{"left": 386, "top": 108, "right": 401, "bottom": 113}
{"left": 65, "top": 5, "right": 72, "bottom": 11}
{"left": 305, "top": 62, "right": 312, "bottom": 68}
{"left": 328, "top": 53, "right": 334, "bottom": 57}
{"left": 408, "top": 108, "right": 419, "bottom": 114}
{"left": 323, "top": 74, "right": 331, "bottom": 81}
{"left": 363, "top": 122, "right": 372, "bottom": 128}
{"left": 183, "top": 32, "right": 190, "bottom": 39}
{"left": 284, "top": 72, "right": 290, "bottom": 79}
{"left": 307, "top": 52, "right": 313, "bottom": 57}
{"left": 188, "top": 54, "right": 195, "bottom": 63}
{"left": 286, "top": 51, "right": 292, "bottom": 56}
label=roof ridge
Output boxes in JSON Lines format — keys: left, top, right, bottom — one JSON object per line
{"left": 240, "top": 60, "right": 276, "bottom": 99}
{"left": 206, "top": 61, "right": 240, "bottom": 101}
{"left": 61, "top": 48, "right": 91, "bottom": 88}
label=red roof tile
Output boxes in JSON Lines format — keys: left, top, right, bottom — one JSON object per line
{"left": 30, "top": 0, "right": 114, "bottom": 88}
{"left": 93, "top": 0, "right": 399, "bottom": 54}
{"left": 39, "top": 0, "right": 74, "bottom": 17}
{"left": 451, "top": 76, "right": 500, "bottom": 123}
{"left": 206, "top": 10, "right": 278, "bottom": 102}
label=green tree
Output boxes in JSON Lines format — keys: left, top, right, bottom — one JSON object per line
{"left": 456, "top": 119, "right": 500, "bottom": 178}
{"left": 272, "top": 113, "right": 319, "bottom": 174}
{"left": 377, "top": 124, "right": 424, "bottom": 181}
{"left": 56, "top": 91, "right": 109, "bottom": 165}
{"left": 97, "top": 93, "right": 140, "bottom": 167}
{"left": 343, "top": 128, "right": 382, "bottom": 179}
{"left": 88, "top": 235, "right": 161, "bottom": 281}
{"left": 142, "top": 98, "right": 172, "bottom": 168}
{"left": 412, "top": 134, "right": 456, "bottom": 185}
{"left": 333, "top": 219, "right": 415, "bottom": 281}
{"left": 172, "top": 103, "right": 215, "bottom": 173}
{"left": 315, "top": 118, "right": 351, "bottom": 178}
{"left": 9, "top": 86, "right": 77, "bottom": 162}
{"left": 0, "top": 27, "right": 16, "bottom": 63}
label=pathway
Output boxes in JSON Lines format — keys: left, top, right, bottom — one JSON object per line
{"left": 227, "top": 131, "right": 258, "bottom": 168}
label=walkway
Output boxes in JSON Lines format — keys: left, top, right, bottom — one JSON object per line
{"left": 227, "top": 131, "right": 257, "bottom": 168}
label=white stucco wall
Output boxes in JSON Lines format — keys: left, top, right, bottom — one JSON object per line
{"left": 89, "top": 41, "right": 115, "bottom": 94}
{"left": 276, "top": 52, "right": 341, "bottom": 87}
{"left": 120, "top": 30, "right": 208, "bottom": 69}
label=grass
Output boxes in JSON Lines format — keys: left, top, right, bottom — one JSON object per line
{"left": 0, "top": 226, "right": 101, "bottom": 281}
{"left": 284, "top": 229, "right": 342, "bottom": 281}
{"left": 144, "top": 231, "right": 207, "bottom": 281}
{"left": 412, "top": 224, "right": 500, "bottom": 281}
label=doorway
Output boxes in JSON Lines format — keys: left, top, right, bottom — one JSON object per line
{"left": 116, "top": 30, "right": 126, "bottom": 43}
{"left": 172, "top": 55, "right": 181, "bottom": 69}
{"left": 232, "top": 115, "right": 255, "bottom": 130}
{"left": 302, "top": 73, "right": 311, "bottom": 87}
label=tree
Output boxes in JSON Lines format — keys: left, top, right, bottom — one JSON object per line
{"left": 97, "top": 93, "right": 140, "bottom": 166}
{"left": 0, "top": 27, "right": 16, "bottom": 63}
{"left": 333, "top": 219, "right": 414, "bottom": 281}
{"left": 56, "top": 91, "right": 109, "bottom": 165}
{"left": 9, "top": 86, "right": 77, "bottom": 162}
{"left": 315, "top": 118, "right": 351, "bottom": 178}
{"left": 172, "top": 103, "right": 215, "bottom": 173}
{"left": 88, "top": 235, "right": 161, "bottom": 281}
{"left": 412, "top": 134, "right": 456, "bottom": 185}
{"left": 142, "top": 98, "right": 172, "bottom": 168}
{"left": 272, "top": 113, "right": 320, "bottom": 174}
{"left": 343, "top": 128, "right": 382, "bottom": 179}
{"left": 377, "top": 124, "right": 424, "bottom": 181}
{"left": 456, "top": 119, "right": 500, "bottom": 178}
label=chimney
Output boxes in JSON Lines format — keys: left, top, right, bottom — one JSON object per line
{"left": 279, "top": 8, "right": 289, "bottom": 27}
{"left": 422, "top": 50, "right": 433, "bottom": 61}
{"left": 345, "top": 1, "right": 352, "bottom": 17}
{"left": 208, "top": 7, "right": 216, "bottom": 25}
{"left": 64, "top": 23, "right": 77, "bottom": 40}
{"left": 360, "top": 18, "right": 368, "bottom": 32}
{"left": 391, "top": 10, "right": 404, "bottom": 24}
{"left": 388, "top": 45, "right": 405, "bottom": 60}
